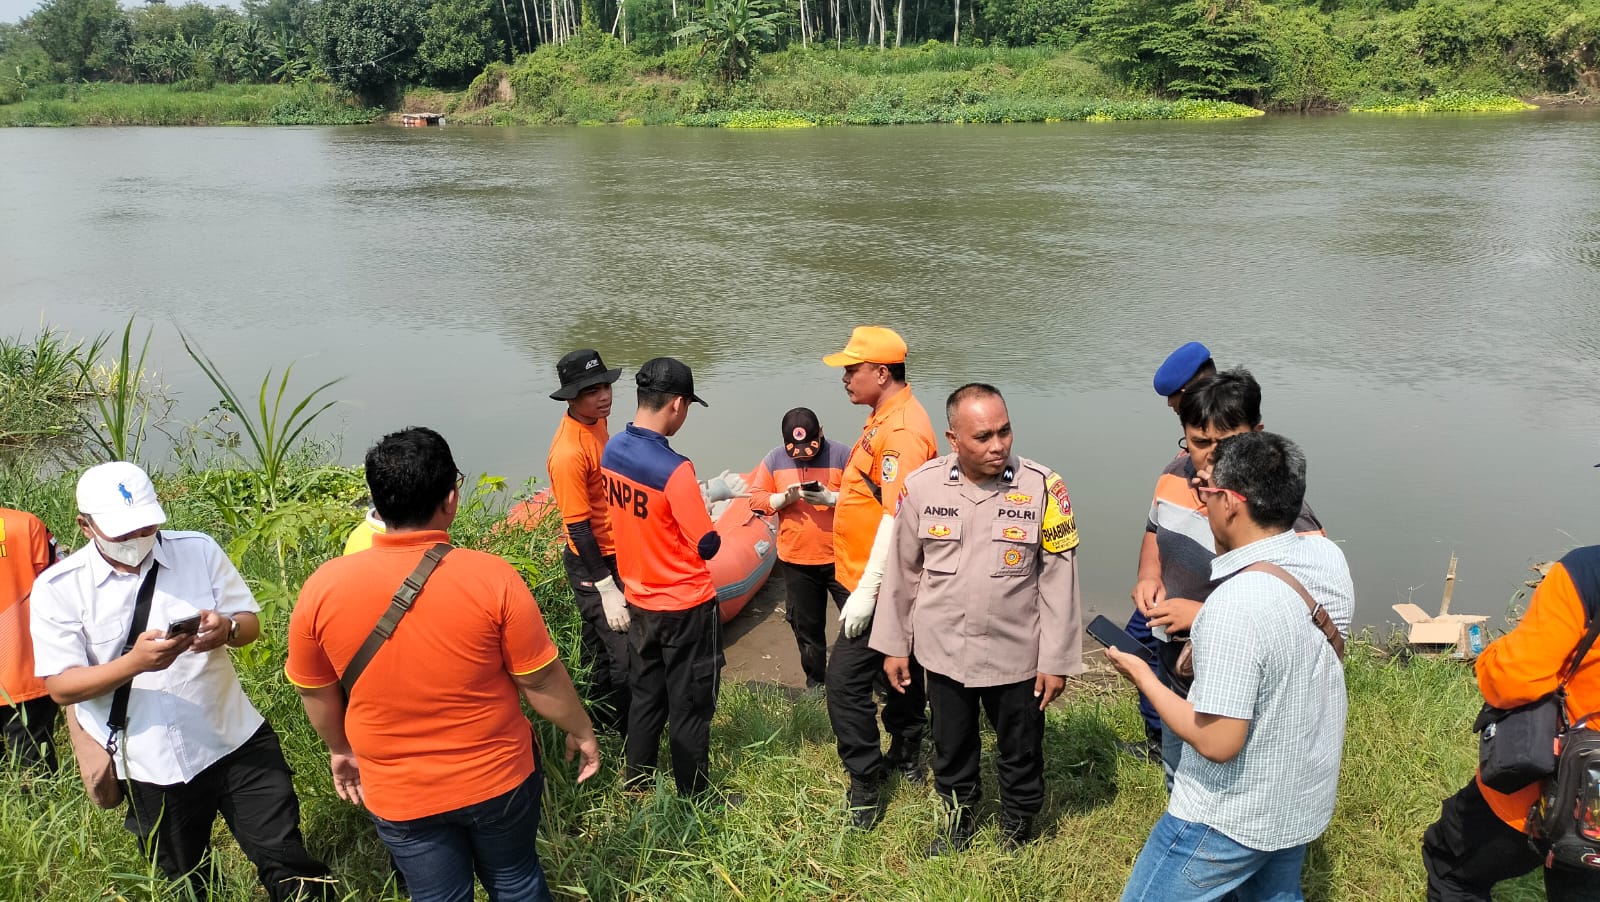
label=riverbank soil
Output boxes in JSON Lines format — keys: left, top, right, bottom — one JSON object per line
{"left": 722, "top": 566, "right": 810, "bottom": 688}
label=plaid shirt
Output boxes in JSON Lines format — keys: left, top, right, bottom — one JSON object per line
{"left": 1167, "top": 529, "right": 1352, "bottom": 851}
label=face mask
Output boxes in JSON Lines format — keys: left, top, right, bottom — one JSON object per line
{"left": 95, "top": 531, "right": 157, "bottom": 567}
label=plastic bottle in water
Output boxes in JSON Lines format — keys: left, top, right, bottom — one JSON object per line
{"left": 1468, "top": 624, "right": 1486, "bottom": 655}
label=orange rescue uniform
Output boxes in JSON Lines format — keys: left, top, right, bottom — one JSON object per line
{"left": 0, "top": 508, "right": 55, "bottom": 707}
{"left": 748, "top": 439, "right": 849, "bottom": 566}
{"left": 547, "top": 414, "right": 615, "bottom": 556}
{"left": 601, "top": 424, "right": 719, "bottom": 611}
{"left": 1475, "top": 559, "right": 1600, "bottom": 831}
{"left": 285, "top": 530, "right": 560, "bottom": 822}
{"left": 833, "top": 388, "right": 938, "bottom": 591}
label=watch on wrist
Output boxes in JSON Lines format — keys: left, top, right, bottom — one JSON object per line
{"left": 226, "top": 617, "right": 240, "bottom": 644}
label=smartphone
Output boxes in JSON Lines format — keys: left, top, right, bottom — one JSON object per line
{"left": 798, "top": 480, "right": 823, "bottom": 492}
{"left": 1086, "top": 615, "right": 1155, "bottom": 662}
{"left": 166, "top": 614, "right": 202, "bottom": 639}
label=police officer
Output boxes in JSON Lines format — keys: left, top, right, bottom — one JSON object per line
{"left": 871, "top": 383, "right": 1083, "bottom": 855}
{"left": 822, "top": 326, "right": 939, "bottom": 828}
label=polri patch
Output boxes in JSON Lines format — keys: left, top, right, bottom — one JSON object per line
{"left": 1004, "top": 492, "right": 1032, "bottom": 504}
{"left": 1041, "top": 471, "right": 1079, "bottom": 553}
{"left": 928, "top": 524, "right": 951, "bottom": 538}
{"left": 1003, "top": 548, "right": 1024, "bottom": 567}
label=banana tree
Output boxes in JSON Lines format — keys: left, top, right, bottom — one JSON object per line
{"left": 672, "top": 0, "right": 785, "bottom": 83}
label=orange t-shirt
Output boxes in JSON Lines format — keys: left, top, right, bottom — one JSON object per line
{"left": 546, "top": 414, "right": 615, "bottom": 557}
{"left": 0, "top": 508, "right": 55, "bottom": 706}
{"left": 747, "top": 439, "right": 849, "bottom": 566}
{"left": 1476, "top": 557, "right": 1600, "bottom": 831}
{"left": 286, "top": 530, "right": 560, "bottom": 822}
{"left": 833, "top": 388, "right": 938, "bottom": 591}
{"left": 600, "top": 423, "right": 719, "bottom": 611}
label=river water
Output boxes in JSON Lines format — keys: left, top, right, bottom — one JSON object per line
{"left": 3, "top": 112, "right": 1599, "bottom": 629}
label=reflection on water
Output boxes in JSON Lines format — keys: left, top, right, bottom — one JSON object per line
{"left": 2, "top": 113, "right": 1599, "bottom": 626}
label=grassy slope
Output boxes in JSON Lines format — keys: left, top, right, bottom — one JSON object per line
{"left": 0, "top": 463, "right": 1545, "bottom": 901}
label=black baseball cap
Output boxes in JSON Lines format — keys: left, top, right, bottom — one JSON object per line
{"left": 550, "top": 349, "right": 622, "bottom": 401}
{"left": 636, "top": 357, "right": 707, "bottom": 406}
{"left": 777, "top": 406, "right": 819, "bottom": 457}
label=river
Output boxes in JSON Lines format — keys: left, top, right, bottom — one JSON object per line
{"left": 3, "top": 112, "right": 1598, "bottom": 630}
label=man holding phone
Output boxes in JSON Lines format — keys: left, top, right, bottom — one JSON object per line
{"left": 871, "top": 383, "right": 1083, "bottom": 854}
{"left": 748, "top": 407, "right": 851, "bottom": 690}
{"left": 30, "top": 462, "right": 332, "bottom": 901}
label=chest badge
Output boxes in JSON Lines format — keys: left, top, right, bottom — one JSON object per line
{"left": 1003, "top": 548, "right": 1024, "bottom": 567}
{"left": 928, "top": 524, "right": 951, "bottom": 538}
{"left": 1001, "top": 526, "right": 1026, "bottom": 541}
{"left": 1004, "top": 492, "right": 1031, "bottom": 504}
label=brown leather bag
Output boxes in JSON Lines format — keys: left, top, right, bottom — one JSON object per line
{"left": 1174, "top": 560, "right": 1345, "bottom": 680}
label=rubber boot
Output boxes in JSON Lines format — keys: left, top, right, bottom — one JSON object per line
{"left": 925, "top": 806, "right": 976, "bottom": 857}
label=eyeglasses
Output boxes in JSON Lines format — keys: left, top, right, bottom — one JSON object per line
{"left": 1178, "top": 436, "right": 1188, "bottom": 452}
{"left": 1196, "top": 485, "right": 1247, "bottom": 504}
{"left": 454, "top": 470, "right": 467, "bottom": 492}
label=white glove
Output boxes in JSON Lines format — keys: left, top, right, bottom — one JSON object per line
{"left": 703, "top": 469, "right": 749, "bottom": 503}
{"left": 594, "top": 576, "right": 630, "bottom": 632}
{"left": 839, "top": 514, "right": 896, "bottom": 639}
{"left": 840, "top": 585, "right": 877, "bottom": 639}
{"left": 800, "top": 486, "right": 838, "bottom": 507}
{"left": 769, "top": 483, "right": 803, "bottom": 511}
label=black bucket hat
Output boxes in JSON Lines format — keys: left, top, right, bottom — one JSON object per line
{"left": 550, "top": 349, "right": 623, "bottom": 401}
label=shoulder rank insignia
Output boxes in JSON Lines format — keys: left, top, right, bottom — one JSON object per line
{"left": 1041, "top": 472, "right": 1079, "bottom": 554}
{"left": 928, "top": 524, "right": 951, "bottom": 538}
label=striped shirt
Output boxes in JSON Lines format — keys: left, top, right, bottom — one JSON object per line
{"left": 1168, "top": 529, "right": 1353, "bottom": 851}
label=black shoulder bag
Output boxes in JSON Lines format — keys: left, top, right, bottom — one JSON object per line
{"left": 1474, "top": 546, "right": 1600, "bottom": 795}
{"left": 339, "top": 543, "right": 451, "bottom": 698}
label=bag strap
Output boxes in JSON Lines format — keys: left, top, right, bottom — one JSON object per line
{"left": 340, "top": 543, "right": 452, "bottom": 698}
{"left": 1240, "top": 560, "right": 1346, "bottom": 661}
{"left": 105, "top": 556, "right": 161, "bottom": 755}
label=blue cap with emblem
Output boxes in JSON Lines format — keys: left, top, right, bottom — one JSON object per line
{"left": 1153, "top": 342, "right": 1213, "bottom": 397}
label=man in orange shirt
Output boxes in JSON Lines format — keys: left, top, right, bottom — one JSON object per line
{"left": 823, "top": 326, "right": 938, "bottom": 828}
{"left": 601, "top": 357, "right": 727, "bottom": 796}
{"left": 546, "top": 348, "right": 631, "bottom": 735}
{"left": 749, "top": 407, "right": 850, "bottom": 690}
{"left": 0, "top": 506, "right": 58, "bottom": 772}
{"left": 1422, "top": 546, "right": 1600, "bottom": 900}
{"left": 288, "top": 427, "right": 599, "bottom": 902}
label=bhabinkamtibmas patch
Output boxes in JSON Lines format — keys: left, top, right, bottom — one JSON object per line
{"left": 1041, "top": 472, "right": 1079, "bottom": 554}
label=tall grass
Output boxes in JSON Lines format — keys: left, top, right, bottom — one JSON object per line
{"left": 0, "top": 82, "right": 378, "bottom": 127}
{"left": 0, "top": 328, "right": 105, "bottom": 467}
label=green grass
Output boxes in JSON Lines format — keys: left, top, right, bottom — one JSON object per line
{"left": 0, "top": 82, "right": 379, "bottom": 127}
{"left": 1350, "top": 90, "right": 1539, "bottom": 113}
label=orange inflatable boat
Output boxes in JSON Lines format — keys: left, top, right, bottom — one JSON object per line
{"left": 503, "top": 470, "right": 776, "bottom": 624}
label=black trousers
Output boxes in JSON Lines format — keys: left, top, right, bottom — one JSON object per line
{"left": 926, "top": 671, "right": 1045, "bottom": 819}
{"left": 624, "top": 597, "right": 723, "bottom": 795}
{"left": 1422, "top": 778, "right": 1600, "bottom": 901}
{"left": 781, "top": 560, "right": 849, "bottom": 689}
{"left": 563, "top": 549, "right": 632, "bottom": 735}
{"left": 1, "top": 695, "right": 59, "bottom": 773}
{"left": 826, "top": 628, "right": 927, "bottom": 783}
{"left": 124, "top": 721, "right": 333, "bottom": 902}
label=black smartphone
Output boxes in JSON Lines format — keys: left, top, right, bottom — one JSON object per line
{"left": 1086, "top": 615, "right": 1154, "bottom": 662}
{"left": 799, "top": 480, "right": 823, "bottom": 492}
{"left": 166, "top": 614, "right": 202, "bottom": 639}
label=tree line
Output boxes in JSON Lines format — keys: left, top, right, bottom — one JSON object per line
{"left": 2, "top": 0, "right": 1597, "bottom": 107}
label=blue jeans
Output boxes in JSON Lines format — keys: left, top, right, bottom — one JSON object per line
{"left": 372, "top": 769, "right": 549, "bottom": 902}
{"left": 1122, "top": 813, "right": 1308, "bottom": 902}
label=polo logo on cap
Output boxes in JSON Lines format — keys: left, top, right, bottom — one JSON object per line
{"left": 792, "top": 427, "right": 806, "bottom": 441}
{"left": 118, "top": 483, "right": 134, "bottom": 505}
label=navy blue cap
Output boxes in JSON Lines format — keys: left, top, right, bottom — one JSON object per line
{"left": 1153, "top": 342, "right": 1213, "bottom": 396}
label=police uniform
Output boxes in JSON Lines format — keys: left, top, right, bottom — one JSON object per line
{"left": 870, "top": 453, "right": 1083, "bottom": 836}
{"left": 827, "top": 386, "right": 937, "bottom": 788}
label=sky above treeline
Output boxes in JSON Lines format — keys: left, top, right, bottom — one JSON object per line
{"left": 3, "top": 0, "right": 240, "bottom": 26}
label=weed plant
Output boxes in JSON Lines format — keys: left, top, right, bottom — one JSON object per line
{"left": 0, "top": 82, "right": 377, "bottom": 127}
{"left": 1350, "top": 90, "right": 1539, "bottom": 112}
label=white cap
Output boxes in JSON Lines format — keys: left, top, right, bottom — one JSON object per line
{"left": 76, "top": 462, "right": 166, "bottom": 538}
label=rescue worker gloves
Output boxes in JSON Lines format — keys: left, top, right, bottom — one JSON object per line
{"left": 840, "top": 515, "right": 896, "bottom": 638}
{"left": 769, "top": 483, "right": 804, "bottom": 511}
{"left": 800, "top": 486, "right": 838, "bottom": 507}
{"left": 594, "top": 576, "right": 631, "bottom": 632}
{"left": 703, "top": 470, "right": 750, "bottom": 503}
